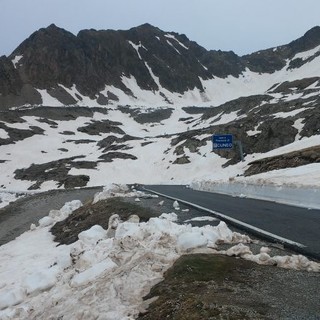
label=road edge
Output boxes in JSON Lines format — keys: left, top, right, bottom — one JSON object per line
{"left": 143, "top": 186, "right": 320, "bottom": 262}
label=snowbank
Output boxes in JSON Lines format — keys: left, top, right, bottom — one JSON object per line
{"left": 191, "top": 178, "right": 320, "bottom": 209}
{"left": 0, "top": 184, "right": 319, "bottom": 319}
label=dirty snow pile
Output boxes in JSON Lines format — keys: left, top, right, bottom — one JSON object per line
{"left": 0, "top": 192, "right": 25, "bottom": 209}
{"left": 0, "top": 185, "right": 319, "bottom": 320}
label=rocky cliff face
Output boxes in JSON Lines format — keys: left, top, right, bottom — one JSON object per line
{"left": 1, "top": 24, "right": 320, "bottom": 109}
{"left": 1, "top": 23, "right": 214, "bottom": 106}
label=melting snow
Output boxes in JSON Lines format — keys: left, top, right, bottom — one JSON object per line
{"left": 184, "top": 216, "right": 218, "bottom": 222}
{"left": 37, "top": 89, "right": 64, "bottom": 107}
{"left": 273, "top": 107, "right": 307, "bottom": 118}
{"left": 128, "top": 41, "right": 148, "bottom": 60}
{"left": 247, "top": 123, "right": 262, "bottom": 136}
{"left": 0, "top": 185, "right": 318, "bottom": 319}
{"left": 0, "top": 128, "right": 9, "bottom": 139}
{"left": 292, "top": 44, "right": 320, "bottom": 61}
{"left": 292, "top": 118, "right": 305, "bottom": 140}
{"left": 11, "top": 55, "right": 23, "bottom": 68}
{"left": 164, "top": 34, "right": 189, "bottom": 50}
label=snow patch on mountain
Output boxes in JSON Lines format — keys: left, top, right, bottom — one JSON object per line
{"left": 293, "top": 44, "right": 320, "bottom": 61}
{"left": 13, "top": 45, "right": 319, "bottom": 109}
{"left": 11, "top": 55, "right": 23, "bottom": 68}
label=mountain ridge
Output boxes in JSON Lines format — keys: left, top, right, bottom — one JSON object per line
{"left": 1, "top": 24, "right": 320, "bottom": 109}
{"left": 0, "top": 24, "right": 319, "bottom": 191}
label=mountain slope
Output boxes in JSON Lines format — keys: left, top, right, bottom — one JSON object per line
{"left": 243, "top": 26, "right": 320, "bottom": 73}
{"left": 0, "top": 81, "right": 319, "bottom": 190}
{"left": 1, "top": 24, "right": 320, "bottom": 108}
{"left": 0, "top": 24, "right": 319, "bottom": 192}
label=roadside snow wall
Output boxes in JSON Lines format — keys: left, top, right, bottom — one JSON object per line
{"left": 191, "top": 181, "right": 320, "bottom": 209}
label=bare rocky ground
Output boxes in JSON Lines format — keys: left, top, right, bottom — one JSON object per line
{"left": 1, "top": 189, "right": 319, "bottom": 319}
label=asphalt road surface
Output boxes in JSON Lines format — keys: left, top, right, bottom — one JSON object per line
{"left": 144, "top": 185, "right": 320, "bottom": 261}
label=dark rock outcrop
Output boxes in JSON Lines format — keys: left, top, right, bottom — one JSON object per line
{"left": 98, "top": 151, "right": 137, "bottom": 162}
{"left": 77, "top": 120, "right": 125, "bottom": 135}
{"left": 13, "top": 156, "right": 97, "bottom": 189}
{"left": 244, "top": 146, "right": 320, "bottom": 176}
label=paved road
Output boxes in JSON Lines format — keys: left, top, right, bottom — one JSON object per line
{"left": 0, "top": 187, "right": 102, "bottom": 245}
{"left": 144, "top": 185, "right": 320, "bottom": 261}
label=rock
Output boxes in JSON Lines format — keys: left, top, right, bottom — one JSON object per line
{"left": 98, "top": 152, "right": 137, "bottom": 162}
{"left": 13, "top": 156, "right": 95, "bottom": 189}
{"left": 173, "top": 156, "right": 191, "bottom": 164}
{"left": 77, "top": 120, "right": 125, "bottom": 135}
{"left": 244, "top": 146, "right": 320, "bottom": 176}
{"left": 62, "top": 175, "right": 90, "bottom": 189}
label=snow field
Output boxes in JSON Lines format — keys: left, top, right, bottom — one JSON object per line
{"left": 0, "top": 184, "right": 319, "bottom": 319}
{"left": 1, "top": 77, "right": 319, "bottom": 191}
{"left": 191, "top": 135, "right": 320, "bottom": 208}
{"left": 0, "top": 109, "right": 319, "bottom": 208}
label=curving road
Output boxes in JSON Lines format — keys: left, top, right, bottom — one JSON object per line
{"left": 0, "top": 187, "right": 102, "bottom": 246}
{"left": 144, "top": 185, "right": 320, "bottom": 261}
{"left": 1, "top": 184, "right": 320, "bottom": 261}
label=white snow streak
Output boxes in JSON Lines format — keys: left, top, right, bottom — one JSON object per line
{"left": 164, "top": 34, "right": 189, "bottom": 49}
{"left": 166, "top": 40, "right": 181, "bottom": 54}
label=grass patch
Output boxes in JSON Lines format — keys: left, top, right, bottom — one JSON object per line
{"left": 138, "top": 254, "right": 269, "bottom": 320}
{"left": 50, "top": 197, "right": 158, "bottom": 245}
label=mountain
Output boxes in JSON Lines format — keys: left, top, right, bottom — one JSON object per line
{"left": 0, "top": 24, "right": 319, "bottom": 191}
{"left": 0, "top": 23, "right": 237, "bottom": 107}
{"left": 1, "top": 24, "right": 320, "bottom": 108}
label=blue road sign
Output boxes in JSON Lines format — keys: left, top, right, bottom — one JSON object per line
{"left": 212, "top": 134, "right": 233, "bottom": 149}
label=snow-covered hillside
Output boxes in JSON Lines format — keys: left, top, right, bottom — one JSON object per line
{"left": 25, "top": 43, "right": 320, "bottom": 108}
{"left": 1, "top": 70, "right": 320, "bottom": 196}
{"left": 0, "top": 25, "right": 320, "bottom": 208}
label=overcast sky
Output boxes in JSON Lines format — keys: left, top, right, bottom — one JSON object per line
{"left": 1, "top": 0, "right": 320, "bottom": 57}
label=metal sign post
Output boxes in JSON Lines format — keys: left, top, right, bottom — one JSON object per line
{"left": 234, "top": 140, "right": 244, "bottom": 162}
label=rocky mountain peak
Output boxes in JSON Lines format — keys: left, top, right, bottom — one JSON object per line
{"left": 288, "top": 25, "right": 320, "bottom": 54}
{"left": 131, "top": 23, "right": 161, "bottom": 32}
{"left": 11, "top": 23, "right": 76, "bottom": 57}
{"left": 9, "top": 23, "right": 81, "bottom": 91}
{"left": 0, "top": 24, "right": 320, "bottom": 109}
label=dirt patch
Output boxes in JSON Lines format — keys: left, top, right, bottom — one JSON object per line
{"left": 50, "top": 197, "right": 159, "bottom": 245}
{"left": 137, "top": 254, "right": 320, "bottom": 320}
